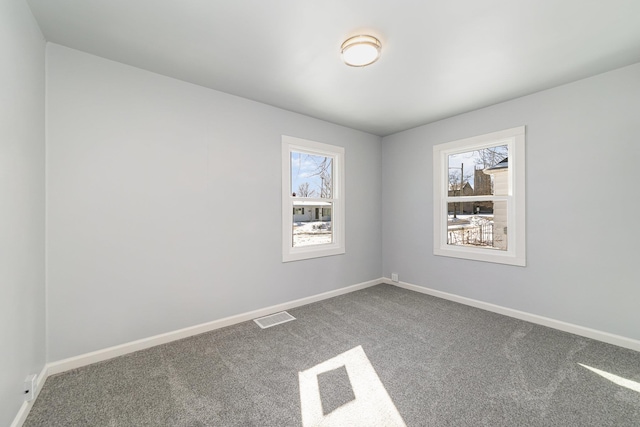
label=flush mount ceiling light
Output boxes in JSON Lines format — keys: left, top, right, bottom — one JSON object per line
{"left": 341, "top": 35, "right": 381, "bottom": 67}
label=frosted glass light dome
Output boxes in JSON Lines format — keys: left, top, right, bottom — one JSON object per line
{"left": 341, "top": 35, "right": 381, "bottom": 67}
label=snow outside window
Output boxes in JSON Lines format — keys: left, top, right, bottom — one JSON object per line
{"left": 433, "top": 126, "right": 526, "bottom": 266}
{"left": 282, "top": 136, "right": 345, "bottom": 262}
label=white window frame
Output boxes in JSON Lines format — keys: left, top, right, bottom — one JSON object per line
{"left": 433, "top": 126, "right": 526, "bottom": 266}
{"left": 282, "top": 135, "right": 345, "bottom": 262}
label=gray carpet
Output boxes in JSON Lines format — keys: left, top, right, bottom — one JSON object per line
{"left": 25, "top": 284, "right": 640, "bottom": 426}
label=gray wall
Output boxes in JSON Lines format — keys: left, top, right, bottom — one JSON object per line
{"left": 46, "top": 44, "right": 382, "bottom": 361}
{"left": 382, "top": 62, "right": 640, "bottom": 341}
{"left": 0, "top": 0, "right": 46, "bottom": 425}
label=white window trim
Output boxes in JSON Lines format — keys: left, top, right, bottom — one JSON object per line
{"left": 433, "top": 126, "right": 526, "bottom": 266}
{"left": 282, "top": 135, "right": 345, "bottom": 262}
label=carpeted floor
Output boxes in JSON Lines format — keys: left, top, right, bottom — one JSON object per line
{"left": 25, "top": 284, "right": 640, "bottom": 426}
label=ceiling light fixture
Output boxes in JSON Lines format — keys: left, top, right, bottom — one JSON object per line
{"left": 341, "top": 35, "right": 381, "bottom": 67}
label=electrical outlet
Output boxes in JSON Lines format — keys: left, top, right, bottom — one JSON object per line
{"left": 24, "top": 374, "right": 37, "bottom": 401}
{"left": 391, "top": 273, "right": 399, "bottom": 282}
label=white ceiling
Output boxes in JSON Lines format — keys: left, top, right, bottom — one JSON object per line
{"left": 26, "top": 0, "right": 640, "bottom": 136}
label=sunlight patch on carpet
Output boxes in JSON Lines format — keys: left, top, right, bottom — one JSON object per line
{"left": 579, "top": 363, "right": 640, "bottom": 393}
{"left": 299, "top": 345, "right": 406, "bottom": 427}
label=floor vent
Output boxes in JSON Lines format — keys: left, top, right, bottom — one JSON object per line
{"left": 254, "top": 311, "right": 296, "bottom": 329}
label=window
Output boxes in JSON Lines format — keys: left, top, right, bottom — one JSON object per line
{"left": 282, "top": 135, "right": 345, "bottom": 262}
{"left": 433, "top": 126, "right": 526, "bottom": 266}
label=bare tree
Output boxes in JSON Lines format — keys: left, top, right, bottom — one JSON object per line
{"left": 293, "top": 153, "right": 333, "bottom": 199}
{"left": 304, "top": 155, "right": 332, "bottom": 198}
{"left": 319, "top": 170, "right": 332, "bottom": 198}
{"left": 297, "top": 182, "right": 316, "bottom": 197}
{"left": 313, "top": 157, "right": 332, "bottom": 198}
{"left": 474, "top": 146, "right": 508, "bottom": 169}
{"left": 448, "top": 170, "right": 472, "bottom": 192}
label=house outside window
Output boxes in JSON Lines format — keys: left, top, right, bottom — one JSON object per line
{"left": 433, "top": 126, "right": 526, "bottom": 266}
{"left": 282, "top": 136, "right": 345, "bottom": 262}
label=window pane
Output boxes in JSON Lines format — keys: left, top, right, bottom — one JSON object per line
{"left": 447, "top": 200, "right": 507, "bottom": 250}
{"left": 448, "top": 145, "right": 508, "bottom": 197}
{"left": 291, "top": 152, "right": 333, "bottom": 198}
{"left": 293, "top": 202, "right": 333, "bottom": 247}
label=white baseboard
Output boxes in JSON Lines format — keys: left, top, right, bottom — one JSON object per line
{"left": 15, "top": 276, "right": 638, "bottom": 426}
{"left": 385, "top": 278, "right": 640, "bottom": 352}
{"left": 12, "top": 278, "right": 380, "bottom": 426}
{"left": 10, "top": 364, "right": 48, "bottom": 427}
{"left": 46, "top": 278, "right": 383, "bottom": 376}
